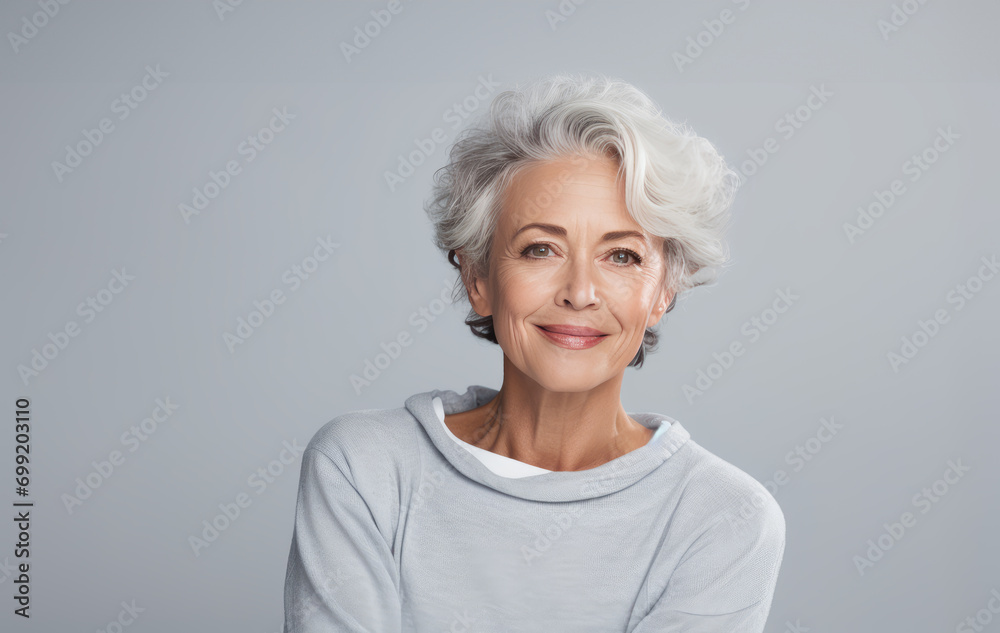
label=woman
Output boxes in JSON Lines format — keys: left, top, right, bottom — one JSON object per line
{"left": 283, "top": 74, "right": 785, "bottom": 632}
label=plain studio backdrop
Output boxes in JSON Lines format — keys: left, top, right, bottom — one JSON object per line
{"left": 1, "top": 1, "right": 998, "bottom": 631}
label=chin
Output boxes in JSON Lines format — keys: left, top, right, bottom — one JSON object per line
{"left": 526, "top": 359, "right": 615, "bottom": 393}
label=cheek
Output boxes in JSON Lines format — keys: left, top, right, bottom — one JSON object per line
{"left": 489, "top": 271, "right": 553, "bottom": 353}
{"left": 492, "top": 267, "right": 548, "bottom": 313}
{"left": 604, "top": 276, "right": 656, "bottom": 314}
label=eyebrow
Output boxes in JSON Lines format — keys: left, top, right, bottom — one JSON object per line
{"left": 512, "top": 222, "right": 647, "bottom": 244}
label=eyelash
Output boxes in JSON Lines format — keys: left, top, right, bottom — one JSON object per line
{"left": 520, "top": 243, "right": 643, "bottom": 266}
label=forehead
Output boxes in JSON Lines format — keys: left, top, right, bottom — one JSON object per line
{"left": 501, "top": 155, "right": 630, "bottom": 225}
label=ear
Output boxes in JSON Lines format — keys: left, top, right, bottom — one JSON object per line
{"left": 647, "top": 284, "right": 673, "bottom": 329}
{"left": 457, "top": 249, "right": 493, "bottom": 318}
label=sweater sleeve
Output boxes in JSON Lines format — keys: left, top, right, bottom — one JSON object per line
{"left": 283, "top": 446, "right": 402, "bottom": 633}
{"left": 631, "top": 495, "right": 786, "bottom": 633}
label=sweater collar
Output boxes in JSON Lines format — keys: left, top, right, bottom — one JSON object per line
{"left": 405, "top": 384, "right": 691, "bottom": 502}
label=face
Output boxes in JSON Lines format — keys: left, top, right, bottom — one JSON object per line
{"left": 463, "top": 153, "right": 673, "bottom": 392}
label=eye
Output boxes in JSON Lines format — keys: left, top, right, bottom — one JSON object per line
{"left": 521, "top": 243, "right": 553, "bottom": 259}
{"left": 609, "top": 248, "right": 643, "bottom": 266}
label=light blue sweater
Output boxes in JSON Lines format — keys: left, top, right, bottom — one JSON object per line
{"left": 283, "top": 385, "right": 786, "bottom": 632}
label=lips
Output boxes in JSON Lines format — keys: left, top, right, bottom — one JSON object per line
{"left": 537, "top": 324, "right": 607, "bottom": 337}
{"left": 535, "top": 324, "right": 608, "bottom": 350}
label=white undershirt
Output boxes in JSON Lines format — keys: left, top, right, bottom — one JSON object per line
{"left": 431, "top": 396, "right": 668, "bottom": 479}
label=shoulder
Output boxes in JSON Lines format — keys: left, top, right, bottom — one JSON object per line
{"left": 642, "top": 438, "right": 787, "bottom": 616}
{"left": 673, "top": 438, "right": 786, "bottom": 545}
{"left": 304, "top": 404, "right": 420, "bottom": 483}
{"left": 307, "top": 404, "right": 415, "bottom": 455}
{"left": 297, "top": 404, "right": 420, "bottom": 535}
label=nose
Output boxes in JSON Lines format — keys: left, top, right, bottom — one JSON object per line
{"left": 554, "top": 256, "right": 600, "bottom": 310}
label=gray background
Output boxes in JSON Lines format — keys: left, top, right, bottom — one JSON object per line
{"left": 1, "top": 1, "right": 998, "bottom": 631}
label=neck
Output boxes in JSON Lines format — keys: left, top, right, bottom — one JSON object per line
{"left": 461, "top": 355, "right": 652, "bottom": 471}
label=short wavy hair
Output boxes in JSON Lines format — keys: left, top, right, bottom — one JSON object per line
{"left": 424, "top": 73, "right": 740, "bottom": 368}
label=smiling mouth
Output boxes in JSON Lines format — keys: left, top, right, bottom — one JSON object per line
{"left": 535, "top": 324, "right": 609, "bottom": 349}
{"left": 536, "top": 325, "right": 608, "bottom": 337}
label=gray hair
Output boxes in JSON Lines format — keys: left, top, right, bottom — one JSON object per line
{"left": 424, "top": 72, "right": 740, "bottom": 367}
